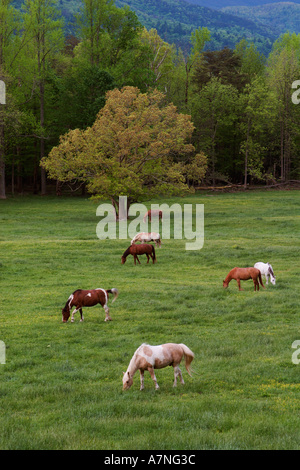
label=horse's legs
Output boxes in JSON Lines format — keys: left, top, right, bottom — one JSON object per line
{"left": 173, "top": 365, "right": 184, "bottom": 387}
{"left": 136, "top": 255, "right": 141, "bottom": 264}
{"left": 139, "top": 370, "right": 145, "bottom": 391}
{"left": 103, "top": 303, "right": 112, "bottom": 322}
{"left": 146, "top": 254, "right": 150, "bottom": 263}
{"left": 71, "top": 306, "right": 80, "bottom": 322}
{"left": 148, "top": 367, "right": 159, "bottom": 390}
{"left": 133, "top": 255, "right": 137, "bottom": 265}
{"left": 236, "top": 279, "right": 243, "bottom": 291}
{"left": 266, "top": 273, "right": 269, "bottom": 285}
{"left": 79, "top": 308, "right": 84, "bottom": 322}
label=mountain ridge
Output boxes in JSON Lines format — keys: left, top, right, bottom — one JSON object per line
{"left": 12, "top": 0, "right": 298, "bottom": 54}
{"left": 185, "top": 0, "right": 300, "bottom": 8}
{"left": 116, "top": 0, "right": 276, "bottom": 53}
{"left": 220, "top": 2, "right": 300, "bottom": 35}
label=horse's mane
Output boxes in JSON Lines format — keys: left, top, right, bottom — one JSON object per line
{"left": 268, "top": 264, "right": 275, "bottom": 277}
{"left": 122, "top": 246, "right": 131, "bottom": 258}
{"left": 63, "top": 289, "right": 82, "bottom": 311}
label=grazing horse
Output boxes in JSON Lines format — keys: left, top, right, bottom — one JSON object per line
{"left": 254, "top": 262, "right": 276, "bottom": 285}
{"left": 143, "top": 210, "right": 163, "bottom": 223}
{"left": 131, "top": 232, "right": 161, "bottom": 247}
{"left": 121, "top": 243, "right": 156, "bottom": 265}
{"left": 62, "top": 288, "right": 118, "bottom": 323}
{"left": 223, "top": 267, "right": 265, "bottom": 291}
{"left": 123, "top": 343, "right": 194, "bottom": 391}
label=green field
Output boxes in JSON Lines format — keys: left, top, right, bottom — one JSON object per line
{"left": 0, "top": 191, "right": 299, "bottom": 450}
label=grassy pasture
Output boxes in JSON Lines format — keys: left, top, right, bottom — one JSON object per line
{"left": 0, "top": 190, "right": 299, "bottom": 450}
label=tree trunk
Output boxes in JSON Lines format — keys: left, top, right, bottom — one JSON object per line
{"left": 244, "top": 119, "right": 251, "bottom": 189}
{"left": 0, "top": 121, "right": 6, "bottom": 199}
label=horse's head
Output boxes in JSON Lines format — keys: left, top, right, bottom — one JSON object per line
{"left": 268, "top": 265, "right": 276, "bottom": 285}
{"left": 62, "top": 307, "right": 70, "bottom": 322}
{"left": 223, "top": 280, "right": 228, "bottom": 288}
{"left": 121, "top": 256, "right": 127, "bottom": 264}
{"left": 122, "top": 371, "right": 133, "bottom": 390}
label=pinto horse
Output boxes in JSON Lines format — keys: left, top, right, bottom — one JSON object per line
{"left": 121, "top": 243, "right": 156, "bottom": 265}
{"left": 223, "top": 267, "right": 265, "bottom": 291}
{"left": 143, "top": 210, "right": 163, "bottom": 223}
{"left": 254, "top": 262, "right": 276, "bottom": 285}
{"left": 131, "top": 232, "right": 161, "bottom": 247}
{"left": 123, "top": 343, "right": 194, "bottom": 391}
{"left": 62, "top": 288, "right": 118, "bottom": 323}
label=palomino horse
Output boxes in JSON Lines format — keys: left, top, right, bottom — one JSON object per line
{"left": 121, "top": 243, "right": 156, "bottom": 265}
{"left": 123, "top": 343, "right": 194, "bottom": 390}
{"left": 62, "top": 288, "right": 118, "bottom": 322}
{"left": 143, "top": 210, "right": 163, "bottom": 223}
{"left": 223, "top": 267, "right": 265, "bottom": 291}
{"left": 254, "top": 262, "right": 276, "bottom": 285}
{"left": 131, "top": 232, "right": 161, "bottom": 247}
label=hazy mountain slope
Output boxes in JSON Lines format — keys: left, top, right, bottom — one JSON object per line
{"left": 185, "top": 0, "right": 300, "bottom": 8}
{"left": 12, "top": 0, "right": 276, "bottom": 54}
{"left": 221, "top": 2, "right": 300, "bottom": 34}
{"left": 116, "top": 0, "right": 275, "bottom": 52}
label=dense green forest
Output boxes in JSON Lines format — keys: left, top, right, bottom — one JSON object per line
{"left": 0, "top": 0, "right": 300, "bottom": 200}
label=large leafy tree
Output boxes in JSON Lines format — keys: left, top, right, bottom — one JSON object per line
{"left": 41, "top": 86, "right": 203, "bottom": 216}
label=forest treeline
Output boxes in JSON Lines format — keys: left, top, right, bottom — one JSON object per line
{"left": 0, "top": 0, "right": 300, "bottom": 199}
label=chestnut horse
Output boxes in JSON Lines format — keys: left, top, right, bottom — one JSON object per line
{"left": 62, "top": 288, "right": 118, "bottom": 322}
{"left": 223, "top": 267, "right": 265, "bottom": 291}
{"left": 121, "top": 243, "right": 156, "bottom": 265}
{"left": 131, "top": 232, "right": 161, "bottom": 247}
{"left": 123, "top": 343, "right": 194, "bottom": 390}
{"left": 143, "top": 210, "right": 163, "bottom": 223}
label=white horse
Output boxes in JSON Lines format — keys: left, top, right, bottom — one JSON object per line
{"left": 131, "top": 232, "right": 161, "bottom": 247}
{"left": 254, "top": 262, "right": 276, "bottom": 285}
{"left": 123, "top": 343, "right": 194, "bottom": 391}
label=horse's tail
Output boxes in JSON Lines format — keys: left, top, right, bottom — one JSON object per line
{"left": 258, "top": 271, "right": 265, "bottom": 288}
{"left": 107, "top": 288, "right": 119, "bottom": 303}
{"left": 152, "top": 244, "right": 156, "bottom": 262}
{"left": 180, "top": 344, "right": 194, "bottom": 377}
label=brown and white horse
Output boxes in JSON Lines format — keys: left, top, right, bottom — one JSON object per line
{"left": 62, "top": 288, "right": 118, "bottom": 322}
{"left": 131, "top": 232, "right": 161, "bottom": 247}
{"left": 143, "top": 210, "right": 163, "bottom": 223}
{"left": 121, "top": 243, "right": 156, "bottom": 265}
{"left": 223, "top": 267, "right": 265, "bottom": 291}
{"left": 123, "top": 343, "right": 194, "bottom": 390}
